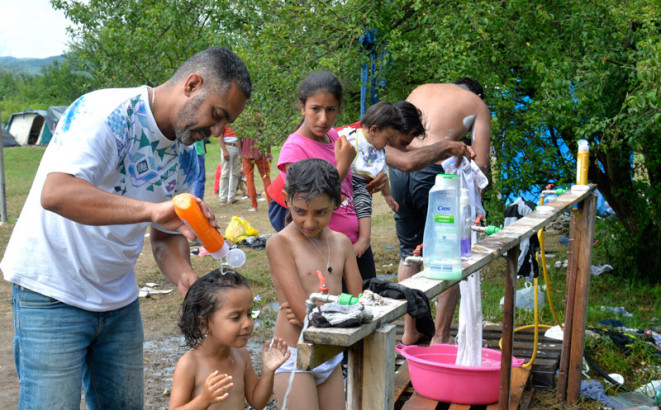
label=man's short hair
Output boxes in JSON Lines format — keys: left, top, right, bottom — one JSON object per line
{"left": 171, "top": 47, "right": 252, "bottom": 98}
{"left": 454, "top": 77, "right": 484, "bottom": 100}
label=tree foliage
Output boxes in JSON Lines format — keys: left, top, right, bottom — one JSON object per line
{"left": 53, "top": 0, "right": 661, "bottom": 281}
{"left": 0, "top": 60, "right": 96, "bottom": 121}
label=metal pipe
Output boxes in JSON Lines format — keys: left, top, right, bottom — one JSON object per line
{"left": 0, "top": 109, "right": 7, "bottom": 224}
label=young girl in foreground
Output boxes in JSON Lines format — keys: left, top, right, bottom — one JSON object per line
{"left": 169, "top": 269, "right": 290, "bottom": 410}
{"left": 266, "top": 158, "right": 362, "bottom": 410}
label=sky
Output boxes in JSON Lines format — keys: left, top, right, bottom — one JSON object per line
{"left": 0, "top": 0, "right": 71, "bottom": 59}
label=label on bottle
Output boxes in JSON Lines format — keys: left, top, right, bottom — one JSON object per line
{"left": 576, "top": 151, "right": 589, "bottom": 185}
{"left": 434, "top": 214, "right": 454, "bottom": 223}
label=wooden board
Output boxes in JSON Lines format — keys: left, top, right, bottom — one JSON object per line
{"left": 394, "top": 361, "right": 411, "bottom": 404}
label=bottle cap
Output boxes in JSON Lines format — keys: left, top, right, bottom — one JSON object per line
{"left": 338, "top": 293, "right": 359, "bottom": 305}
{"left": 209, "top": 241, "right": 230, "bottom": 259}
{"left": 435, "top": 173, "right": 459, "bottom": 187}
{"left": 578, "top": 139, "right": 589, "bottom": 152}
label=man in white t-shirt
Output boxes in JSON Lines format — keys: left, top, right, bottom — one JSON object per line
{"left": 0, "top": 47, "right": 251, "bottom": 409}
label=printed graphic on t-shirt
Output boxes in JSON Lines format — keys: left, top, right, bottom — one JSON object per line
{"left": 106, "top": 95, "right": 197, "bottom": 198}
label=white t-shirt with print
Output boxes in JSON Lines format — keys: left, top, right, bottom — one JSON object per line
{"left": 0, "top": 86, "right": 198, "bottom": 311}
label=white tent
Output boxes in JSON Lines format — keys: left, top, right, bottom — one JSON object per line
{"left": 1, "top": 125, "right": 18, "bottom": 147}
{"left": 6, "top": 106, "right": 68, "bottom": 146}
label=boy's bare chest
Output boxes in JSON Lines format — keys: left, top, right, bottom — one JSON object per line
{"left": 292, "top": 241, "right": 344, "bottom": 295}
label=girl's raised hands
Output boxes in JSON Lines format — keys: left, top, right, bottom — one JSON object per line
{"left": 261, "top": 337, "right": 291, "bottom": 372}
{"left": 201, "top": 371, "right": 233, "bottom": 406}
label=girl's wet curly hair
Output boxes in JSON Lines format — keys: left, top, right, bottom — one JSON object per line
{"left": 178, "top": 269, "right": 251, "bottom": 348}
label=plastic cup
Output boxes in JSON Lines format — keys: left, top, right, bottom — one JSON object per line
{"left": 226, "top": 248, "right": 246, "bottom": 268}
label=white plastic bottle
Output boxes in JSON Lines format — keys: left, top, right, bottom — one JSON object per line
{"left": 460, "top": 188, "right": 472, "bottom": 257}
{"left": 423, "top": 174, "right": 462, "bottom": 280}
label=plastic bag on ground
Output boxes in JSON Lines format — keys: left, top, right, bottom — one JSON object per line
{"left": 224, "top": 216, "right": 259, "bottom": 243}
{"left": 499, "top": 281, "right": 545, "bottom": 311}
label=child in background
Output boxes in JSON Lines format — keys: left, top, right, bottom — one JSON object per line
{"left": 169, "top": 269, "right": 290, "bottom": 410}
{"left": 337, "top": 101, "right": 404, "bottom": 257}
{"left": 218, "top": 126, "right": 242, "bottom": 205}
{"left": 266, "top": 159, "right": 362, "bottom": 410}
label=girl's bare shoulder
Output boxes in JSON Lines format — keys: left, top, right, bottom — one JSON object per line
{"left": 327, "top": 229, "right": 353, "bottom": 248}
{"left": 174, "top": 348, "right": 199, "bottom": 373}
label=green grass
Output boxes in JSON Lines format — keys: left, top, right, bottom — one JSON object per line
{"left": 0, "top": 146, "right": 45, "bottom": 220}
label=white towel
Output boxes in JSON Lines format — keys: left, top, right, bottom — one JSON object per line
{"left": 441, "top": 157, "right": 488, "bottom": 220}
{"left": 456, "top": 272, "right": 483, "bottom": 366}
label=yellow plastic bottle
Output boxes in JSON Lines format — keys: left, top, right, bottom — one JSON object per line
{"left": 172, "top": 193, "right": 229, "bottom": 259}
{"left": 576, "top": 139, "right": 589, "bottom": 185}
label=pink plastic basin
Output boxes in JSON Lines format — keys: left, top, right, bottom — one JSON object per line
{"left": 395, "top": 343, "right": 524, "bottom": 405}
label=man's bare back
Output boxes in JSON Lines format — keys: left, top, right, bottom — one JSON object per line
{"left": 406, "top": 83, "right": 491, "bottom": 174}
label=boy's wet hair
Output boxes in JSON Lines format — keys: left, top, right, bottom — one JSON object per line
{"left": 178, "top": 269, "right": 251, "bottom": 348}
{"left": 454, "top": 77, "right": 485, "bottom": 100}
{"left": 360, "top": 101, "right": 404, "bottom": 132}
{"left": 285, "top": 158, "right": 342, "bottom": 207}
{"left": 394, "top": 100, "right": 425, "bottom": 138}
{"left": 297, "top": 71, "right": 343, "bottom": 108}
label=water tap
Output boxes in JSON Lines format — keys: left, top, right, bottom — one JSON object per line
{"left": 315, "top": 270, "right": 328, "bottom": 294}
{"left": 470, "top": 214, "right": 502, "bottom": 236}
{"left": 541, "top": 183, "right": 568, "bottom": 197}
{"left": 305, "top": 271, "right": 359, "bottom": 310}
{"left": 404, "top": 244, "right": 423, "bottom": 266}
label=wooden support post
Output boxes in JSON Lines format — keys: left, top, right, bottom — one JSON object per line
{"left": 347, "top": 339, "right": 364, "bottom": 410}
{"left": 557, "top": 212, "right": 578, "bottom": 400}
{"left": 566, "top": 194, "right": 597, "bottom": 402}
{"left": 347, "top": 324, "right": 396, "bottom": 409}
{"left": 499, "top": 244, "right": 519, "bottom": 410}
{"left": 364, "top": 323, "right": 396, "bottom": 410}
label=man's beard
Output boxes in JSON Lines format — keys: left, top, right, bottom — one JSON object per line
{"left": 174, "top": 94, "right": 208, "bottom": 146}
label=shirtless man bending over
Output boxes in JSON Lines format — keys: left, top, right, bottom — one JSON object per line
{"left": 389, "top": 78, "right": 491, "bottom": 345}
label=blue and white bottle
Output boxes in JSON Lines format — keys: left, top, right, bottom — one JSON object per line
{"left": 423, "top": 174, "right": 462, "bottom": 280}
